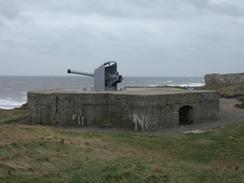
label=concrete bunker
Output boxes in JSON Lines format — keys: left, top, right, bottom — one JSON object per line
{"left": 27, "top": 87, "right": 219, "bottom": 131}
{"left": 179, "top": 105, "right": 194, "bottom": 125}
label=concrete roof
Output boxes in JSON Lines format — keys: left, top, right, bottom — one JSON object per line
{"left": 28, "top": 87, "right": 217, "bottom": 96}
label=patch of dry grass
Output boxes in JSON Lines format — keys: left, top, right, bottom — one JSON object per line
{"left": 0, "top": 123, "right": 243, "bottom": 183}
{"left": 0, "top": 108, "right": 244, "bottom": 182}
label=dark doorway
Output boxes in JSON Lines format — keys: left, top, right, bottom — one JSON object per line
{"left": 179, "top": 106, "right": 193, "bottom": 125}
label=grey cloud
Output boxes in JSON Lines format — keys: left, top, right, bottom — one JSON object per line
{"left": 0, "top": 0, "right": 19, "bottom": 20}
{"left": 187, "top": 0, "right": 244, "bottom": 17}
{"left": 18, "top": 0, "right": 244, "bottom": 19}
{"left": 0, "top": 0, "right": 244, "bottom": 76}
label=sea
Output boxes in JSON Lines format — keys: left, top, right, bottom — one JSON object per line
{"left": 0, "top": 76, "right": 205, "bottom": 109}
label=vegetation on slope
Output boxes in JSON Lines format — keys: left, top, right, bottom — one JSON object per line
{"left": 0, "top": 108, "right": 244, "bottom": 183}
{"left": 202, "top": 85, "right": 244, "bottom": 98}
{"left": 0, "top": 105, "right": 28, "bottom": 125}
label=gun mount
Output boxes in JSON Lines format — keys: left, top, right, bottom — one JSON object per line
{"left": 67, "top": 61, "right": 123, "bottom": 91}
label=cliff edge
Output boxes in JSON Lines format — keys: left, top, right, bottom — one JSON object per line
{"left": 204, "top": 73, "right": 244, "bottom": 87}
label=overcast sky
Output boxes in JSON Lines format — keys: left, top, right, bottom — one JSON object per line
{"left": 0, "top": 0, "right": 243, "bottom": 76}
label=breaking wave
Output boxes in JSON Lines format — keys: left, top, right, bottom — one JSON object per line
{"left": 0, "top": 99, "right": 26, "bottom": 110}
{"left": 167, "top": 82, "right": 205, "bottom": 87}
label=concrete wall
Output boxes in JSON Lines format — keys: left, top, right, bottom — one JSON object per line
{"left": 28, "top": 90, "right": 219, "bottom": 131}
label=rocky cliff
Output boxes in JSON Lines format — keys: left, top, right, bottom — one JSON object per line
{"left": 204, "top": 73, "right": 244, "bottom": 87}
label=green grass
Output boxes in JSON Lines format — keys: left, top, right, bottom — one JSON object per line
{"left": 0, "top": 109, "right": 244, "bottom": 182}
{"left": 202, "top": 85, "right": 244, "bottom": 98}
{"left": 0, "top": 106, "right": 28, "bottom": 124}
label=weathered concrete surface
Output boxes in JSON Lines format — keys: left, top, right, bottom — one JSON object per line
{"left": 205, "top": 73, "right": 244, "bottom": 87}
{"left": 28, "top": 87, "right": 219, "bottom": 131}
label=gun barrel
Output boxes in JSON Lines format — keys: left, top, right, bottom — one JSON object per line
{"left": 67, "top": 69, "right": 94, "bottom": 77}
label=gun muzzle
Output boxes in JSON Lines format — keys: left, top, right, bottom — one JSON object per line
{"left": 67, "top": 69, "right": 94, "bottom": 77}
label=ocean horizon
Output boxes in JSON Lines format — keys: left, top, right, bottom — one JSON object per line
{"left": 0, "top": 76, "right": 205, "bottom": 109}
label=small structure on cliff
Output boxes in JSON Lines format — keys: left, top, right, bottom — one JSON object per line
{"left": 205, "top": 73, "right": 244, "bottom": 87}
{"left": 28, "top": 87, "right": 219, "bottom": 131}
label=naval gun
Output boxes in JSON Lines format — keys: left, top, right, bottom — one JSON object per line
{"left": 67, "top": 61, "right": 123, "bottom": 91}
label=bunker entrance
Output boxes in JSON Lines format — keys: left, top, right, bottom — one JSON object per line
{"left": 179, "top": 106, "right": 193, "bottom": 125}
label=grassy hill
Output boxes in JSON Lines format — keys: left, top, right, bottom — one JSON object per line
{"left": 0, "top": 108, "right": 244, "bottom": 183}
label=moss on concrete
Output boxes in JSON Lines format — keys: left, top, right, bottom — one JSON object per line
{"left": 236, "top": 96, "right": 244, "bottom": 109}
